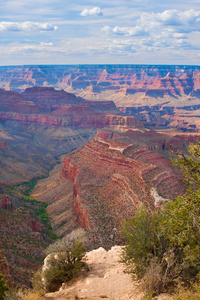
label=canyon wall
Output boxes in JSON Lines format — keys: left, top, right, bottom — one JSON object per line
{"left": 33, "top": 128, "right": 194, "bottom": 250}
{"left": 1, "top": 65, "right": 200, "bottom": 132}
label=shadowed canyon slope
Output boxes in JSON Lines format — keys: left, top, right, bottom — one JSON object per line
{"left": 0, "top": 87, "right": 140, "bottom": 185}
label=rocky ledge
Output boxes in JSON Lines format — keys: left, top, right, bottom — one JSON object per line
{"left": 45, "top": 246, "right": 172, "bottom": 300}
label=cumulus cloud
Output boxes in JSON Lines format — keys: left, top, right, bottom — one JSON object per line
{"left": 0, "top": 21, "right": 58, "bottom": 32}
{"left": 102, "top": 9, "right": 200, "bottom": 37}
{"left": 138, "top": 9, "right": 200, "bottom": 33}
{"left": 80, "top": 7, "right": 103, "bottom": 17}
{"left": 101, "top": 9, "right": 200, "bottom": 53}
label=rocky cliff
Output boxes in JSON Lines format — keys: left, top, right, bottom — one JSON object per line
{"left": 1, "top": 65, "right": 200, "bottom": 132}
{"left": 0, "top": 87, "right": 142, "bottom": 185}
{"left": 0, "top": 87, "right": 141, "bottom": 131}
{"left": 45, "top": 246, "right": 141, "bottom": 300}
{"left": 0, "top": 65, "right": 200, "bottom": 96}
{"left": 32, "top": 128, "right": 192, "bottom": 250}
{"left": 45, "top": 246, "right": 172, "bottom": 300}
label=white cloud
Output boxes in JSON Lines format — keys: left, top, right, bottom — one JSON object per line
{"left": 101, "top": 9, "right": 200, "bottom": 53}
{"left": 80, "top": 7, "right": 103, "bottom": 17}
{"left": 102, "top": 9, "right": 200, "bottom": 37}
{"left": 138, "top": 9, "right": 200, "bottom": 34}
{"left": 0, "top": 21, "right": 58, "bottom": 32}
{"left": 102, "top": 25, "right": 148, "bottom": 36}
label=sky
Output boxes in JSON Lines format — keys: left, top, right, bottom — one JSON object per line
{"left": 1, "top": 0, "right": 200, "bottom": 65}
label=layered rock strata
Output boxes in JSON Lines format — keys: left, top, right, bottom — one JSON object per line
{"left": 33, "top": 129, "right": 189, "bottom": 250}
{"left": 1, "top": 66, "right": 200, "bottom": 132}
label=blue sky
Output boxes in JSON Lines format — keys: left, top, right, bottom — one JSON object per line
{"left": 1, "top": 0, "right": 200, "bottom": 65}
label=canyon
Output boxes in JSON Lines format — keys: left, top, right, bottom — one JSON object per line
{"left": 0, "top": 86, "right": 149, "bottom": 285}
{"left": 1, "top": 65, "right": 200, "bottom": 132}
{"left": 33, "top": 128, "right": 196, "bottom": 250}
{"left": 0, "top": 65, "right": 200, "bottom": 287}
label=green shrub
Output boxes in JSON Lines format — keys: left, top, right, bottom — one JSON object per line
{"left": 0, "top": 274, "right": 8, "bottom": 300}
{"left": 173, "top": 280, "right": 200, "bottom": 300}
{"left": 43, "top": 234, "right": 86, "bottom": 292}
{"left": 4, "top": 289, "right": 44, "bottom": 300}
{"left": 31, "top": 269, "right": 45, "bottom": 297}
{"left": 121, "top": 142, "right": 200, "bottom": 296}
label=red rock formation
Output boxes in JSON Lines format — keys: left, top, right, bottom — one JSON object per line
{"left": 33, "top": 127, "right": 190, "bottom": 250}
{"left": 0, "top": 109, "right": 143, "bottom": 131}
{"left": 0, "top": 89, "right": 40, "bottom": 113}
{"left": 62, "top": 159, "right": 79, "bottom": 181}
{"left": 57, "top": 138, "right": 156, "bottom": 248}
{"left": 0, "top": 112, "right": 62, "bottom": 126}
{"left": 0, "top": 65, "right": 199, "bottom": 99}
{"left": 0, "top": 195, "right": 13, "bottom": 211}
{"left": 21, "top": 86, "right": 82, "bottom": 111}
{"left": 73, "top": 196, "right": 90, "bottom": 230}
{"left": 30, "top": 220, "right": 40, "bottom": 232}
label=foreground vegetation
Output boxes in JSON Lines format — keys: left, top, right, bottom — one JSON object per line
{"left": 43, "top": 233, "right": 86, "bottom": 293}
{"left": 121, "top": 142, "right": 200, "bottom": 298}
{"left": 2, "top": 232, "right": 86, "bottom": 299}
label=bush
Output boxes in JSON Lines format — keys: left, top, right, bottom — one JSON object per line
{"left": 42, "top": 234, "right": 86, "bottom": 292}
{"left": 0, "top": 274, "right": 8, "bottom": 300}
{"left": 4, "top": 289, "right": 20, "bottom": 300}
{"left": 173, "top": 280, "right": 200, "bottom": 300}
{"left": 121, "top": 142, "right": 200, "bottom": 296}
{"left": 4, "top": 289, "right": 44, "bottom": 300}
{"left": 31, "top": 269, "right": 45, "bottom": 297}
{"left": 121, "top": 205, "right": 154, "bottom": 280}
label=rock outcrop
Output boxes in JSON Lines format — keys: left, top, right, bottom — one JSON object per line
{"left": 45, "top": 246, "right": 172, "bottom": 300}
{"left": 0, "top": 87, "right": 142, "bottom": 131}
{"left": 33, "top": 128, "right": 190, "bottom": 250}
{"left": 0, "top": 87, "right": 144, "bottom": 186}
{"left": 0, "top": 65, "right": 198, "bottom": 96}
{"left": 0, "top": 195, "right": 13, "bottom": 211}
{"left": 45, "top": 246, "right": 138, "bottom": 300}
{"left": 1, "top": 65, "right": 200, "bottom": 132}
